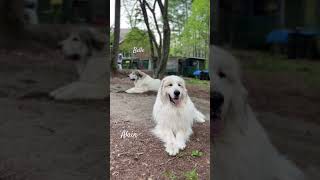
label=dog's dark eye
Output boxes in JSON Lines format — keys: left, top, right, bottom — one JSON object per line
{"left": 168, "top": 84, "right": 173, "bottom": 86}
{"left": 218, "top": 71, "right": 226, "bottom": 78}
{"left": 72, "top": 37, "right": 79, "bottom": 41}
{"left": 178, "top": 84, "right": 181, "bottom": 87}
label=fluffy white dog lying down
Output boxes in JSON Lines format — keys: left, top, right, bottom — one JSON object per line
{"left": 126, "top": 70, "right": 160, "bottom": 93}
{"left": 152, "top": 75, "right": 206, "bottom": 156}
{"left": 210, "top": 45, "right": 305, "bottom": 180}
{"left": 50, "top": 28, "right": 108, "bottom": 100}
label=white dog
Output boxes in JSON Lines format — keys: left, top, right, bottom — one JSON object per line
{"left": 152, "top": 75, "right": 206, "bottom": 156}
{"left": 50, "top": 28, "right": 108, "bottom": 100}
{"left": 210, "top": 45, "right": 305, "bottom": 180}
{"left": 24, "top": 0, "right": 38, "bottom": 24}
{"left": 125, "top": 70, "right": 160, "bottom": 93}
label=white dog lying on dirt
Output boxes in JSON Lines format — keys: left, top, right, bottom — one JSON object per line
{"left": 50, "top": 28, "right": 108, "bottom": 100}
{"left": 126, "top": 70, "right": 160, "bottom": 93}
{"left": 152, "top": 75, "right": 206, "bottom": 156}
{"left": 210, "top": 45, "right": 305, "bottom": 180}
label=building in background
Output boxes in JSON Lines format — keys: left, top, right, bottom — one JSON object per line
{"left": 118, "top": 28, "right": 208, "bottom": 77}
{"left": 213, "top": 0, "right": 320, "bottom": 48}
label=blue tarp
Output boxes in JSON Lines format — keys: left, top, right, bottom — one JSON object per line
{"left": 266, "top": 29, "right": 292, "bottom": 44}
{"left": 266, "top": 29, "right": 319, "bottom": 44}
{"left": 193, "top": 70, "right": 209, "bottom": 76}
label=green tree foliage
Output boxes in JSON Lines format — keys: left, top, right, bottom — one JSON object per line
{"left": 120, "top": 27, "right": 150, "bottom": 57}
{"left": 172, "top": 0, "right": 209, "bottom": 59}
{"left": 168, "top": 0, "right": 192, "bottom": 33}
{"left": 121, "top": 0, "right": 209, "bottom": 72}
{"left": 169, "top": 0, "right": 192, "bottom": 56}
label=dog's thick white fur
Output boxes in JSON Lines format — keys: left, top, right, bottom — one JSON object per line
{"left": 210, "top": 45, "right": 305, "bottom": 180}
{"left": 125, "top": 70, "right": 160, "bottom": 93}
{"left": 152, "top": 75, "right": 205, "bottom": 156}
{"left": 50, "top": 28, "right": 108, "bottom": 100}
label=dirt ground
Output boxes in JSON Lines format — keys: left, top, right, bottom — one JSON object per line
{"left": 0, "top": 48, "right": 107, "bottom": 180}
{"left": 110, "top": 76, "right": 210, "bottom": 180}
{"left": 1, "top": 45, "right": 319, "bottom": 179}
{"left": 235, "top": 51, "right": 320, "bottom": 170}
{"left": 110, "top": 50, "right": 320, "bottom": 179}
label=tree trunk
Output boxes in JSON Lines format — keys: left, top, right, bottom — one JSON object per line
{"left": 111, "top": 0, "right": 121, "bottom": 72}
{"left": 139, "top": 0, "right": 160, "bottom": 77}
{"left": 106, "top": 1, "right": 110, "bottom": 73}
{"left": 154, "top": 0, "right": 170, "bottom": 79}
{"left": 0, "top": 0, "right": 25, "bottom": 47}
{"left": 138, "top": 0, "right": 171, "bottom": 78}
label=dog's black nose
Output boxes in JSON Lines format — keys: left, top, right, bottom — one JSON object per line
{"left": 212, "top": 91, "right": 224, "bottom": 109}
{"left": 174, "top": 90, "right": 180, "bottom": 96}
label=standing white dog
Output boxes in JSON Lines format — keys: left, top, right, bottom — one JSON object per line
{"left": 210, "top": 45, "right": 305, "bottom": 180}
{"left": 152, "top": 75, "right": 205, "bottom": 156}
{"left": 126, "top": 70, "right": 160, "bottom": 93}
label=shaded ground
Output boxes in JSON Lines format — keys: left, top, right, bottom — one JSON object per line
{"left": 110, "top": 77, "right": 210, "bottom": 180}
{"left": 0, "top": 48, "right": 107, "bottom": 180}
{"left": 233, "top": 50, "right": 320, "bottom": 169}
{"left": 233, "top": 50, "right": 320, "bottom": 125}
{"left": 1, "top": 45, "right": 319, "bottom": 179}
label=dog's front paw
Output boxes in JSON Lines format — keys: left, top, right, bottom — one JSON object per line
{"left": 165, "top": 143, "right": 179, "bottom": 156}
{"left": 176, "top": 141, "right": 186, "bottom": 150}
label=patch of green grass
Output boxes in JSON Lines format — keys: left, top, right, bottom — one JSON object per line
{"left": 191, "top": 150, "right": 203, "bottom": 157}
{"left": 236, "top": 51, "right": 320, "bottom": 88}
{"left": 185, "top": 78, "right": 210, "bottom": 88}
{"left": 163, "top": 170, "right": 177, "bottom": 180}
{"left": 242, "top": 54, "right": 316, "bottom": 72}
{"left": 184, "top": 168, "right": 199, "bottom": 180}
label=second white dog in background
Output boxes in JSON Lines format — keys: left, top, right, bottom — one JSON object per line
{"left": 50, "top": 28, "right": 108, "bottom": 100}
{"left": 152, "top": 75, "right": 205, "bottom": 156}
{"left": 126, "top": 70, "right": 160, "bottom": 93}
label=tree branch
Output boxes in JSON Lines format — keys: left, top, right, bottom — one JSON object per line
{"left": 139, "top": 0, "right": 160, "bottom": 52}
{"left": 156, "top": 0, "right": 164, "bottom": 15}
{"left": 138, "top": 0, "right": 160, "bottom": 58}
{"left": 145, "top": 0, "right": 162, "bottom": 49}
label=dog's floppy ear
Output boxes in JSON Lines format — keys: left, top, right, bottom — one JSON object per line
{"left": 135, "top": 70, "right": 144, "bottom": 78}
{"left": 159, "top": 79, "right": 167, "bottom": 103}
{"left": 181, "top": 78, "right": 188, "bottom": 93}
{"left": 78, "top": 28, "right": 106, "bottom": 52}
{"left": 231, "top": 85, "right": 249, "bottom": 134}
